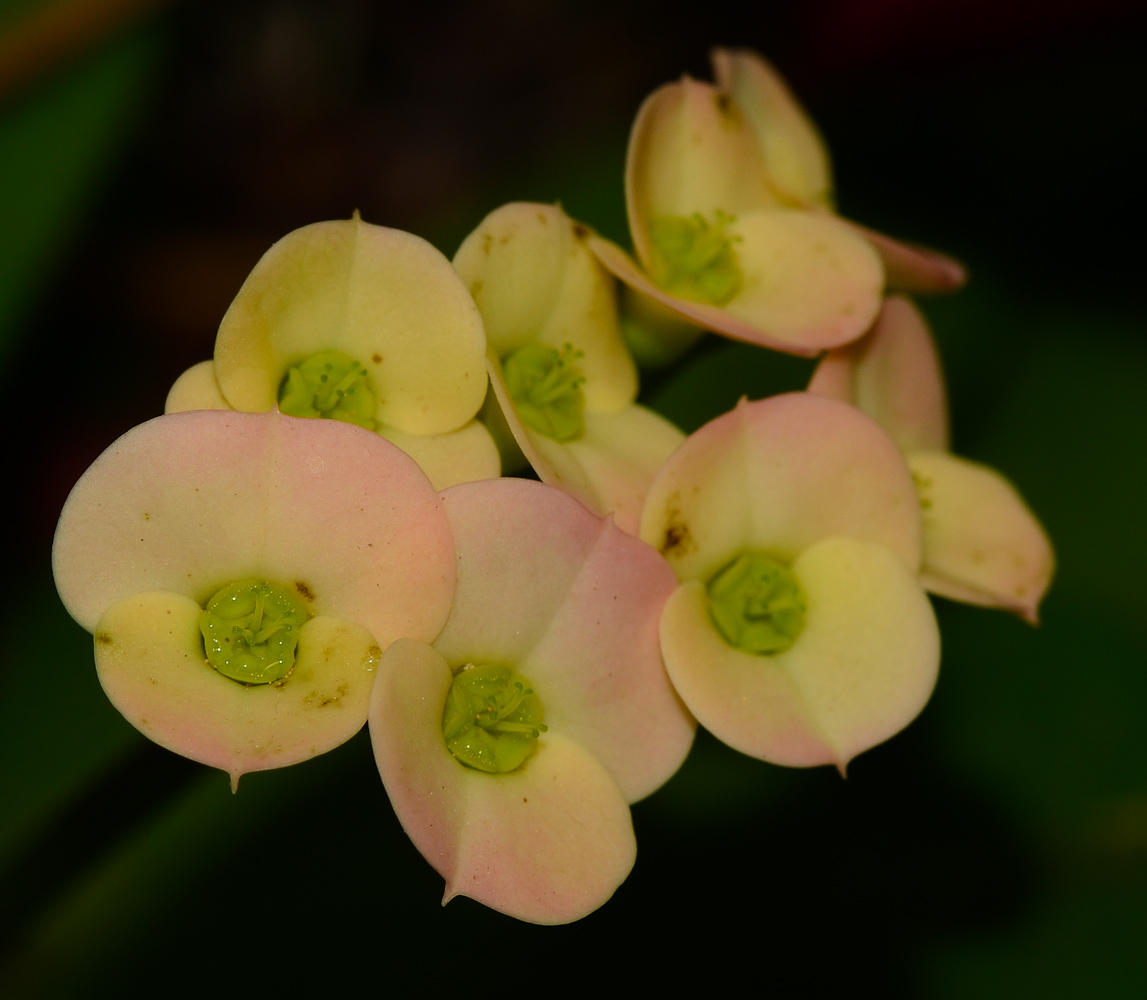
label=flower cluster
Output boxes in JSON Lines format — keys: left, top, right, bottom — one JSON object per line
{"left": 52, "top": 48, "right": 1050, "bottom": 924}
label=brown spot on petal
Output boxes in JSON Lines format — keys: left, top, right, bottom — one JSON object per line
{"left": 95, "top": 632, "right": 113, "bottom": 646}
{"left": 572, "top": 223, "right": 589, "bottom": 241}
{"left": 660, "top": 497, "right": 695, "bottom": 558}
{"left": 372, "top": 353, "right": 382, "bottom": 364}
{"left": 294, "top": 580, "right": 316, "bottom": 602}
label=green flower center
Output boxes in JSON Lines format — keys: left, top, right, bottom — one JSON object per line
{"left": 502, "top": 342, "right": 586, "bottom": 442}
{"left": 706, "top": 551, "right": 807, "bottom": 655}
{"left": 199, "top": 579, "right": 310, "bottom": 684}
{"left": 278, "top": 349, "right": 377, "bottom": 430}
{"left": 441, "top": 663, "right": 547, "bottom": 774}
{"left": 648, "top": 211, "right": 743, "bottom": 306}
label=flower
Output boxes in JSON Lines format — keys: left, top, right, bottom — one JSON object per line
{"left": 166, "top": 214, "right": 499, "bottom": 490}
{"left": 588, "top": 62, "right": 885, "bottom": 357}
{"left": 808, "top": 294, "right": 1054, "bottom": 622}
{"left": 52, "top": 409, "right": 456, "bottom": 788}
{"left": 641, "top": 392, "right": 939, "bottom": 770}
{"left": 453, "top": 202, "right": 685, "bottom": 533}
{"left": 369, "top": 478, "right": 694, "bottom": 923}
{"left": 710, "top": 48, "right": 968, "bottom": 294}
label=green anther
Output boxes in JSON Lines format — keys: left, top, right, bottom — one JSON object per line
{"left": 199, "top": 579, "right": 310, "bottom": 684}
{"left": 278, "top": 349, "right": 377, "bottom": 430}
{"left": 502, "top": 342, "right": 586, "bottom": 442}
{"left": 706, "top": 551, "right": 807, "bottom": 655}
{"left": 441, "top": 663, "right": 547, "bottom": 774}
{"left": 648, "top": 211, "right": 743, "bottom": 306}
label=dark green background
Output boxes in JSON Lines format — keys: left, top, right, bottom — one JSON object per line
{"left": 1, "top": 0, "right": 1144, "bottom": 995}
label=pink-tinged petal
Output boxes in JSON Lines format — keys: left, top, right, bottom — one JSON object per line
{"left": 846, "top": 222, "right": 967, "bottom": 294}
{"left": 454, "top": 203, "right": 637, "bottom": 412}
{"left": 660, "top": 536, "right": 938, "bottom": 768}
{"left": 370, "top": 639, "right": 636, "bottom": 925}
{"left": 518, "top": 513, "right": 692, "bottom": 803}
{"left": 626, "top": 78, "right": 775, "bottom": 268}
{"left": 590, "top": 218, "right": 881, "bottom": 356}
{"left": 809, "top": 295, "right": 950, "bottom": 452}
{"left": 486, "top": 354, "right": 683, "bottom": 532}
{"left": 433, "top": 478, "right": 608, "bottom": 668}
{"left": 214, "top": 216, "right": 487, "bottom": 436}
{"left": 165, "top": 360, "right": 231, "bottom": 413}
{"left": 910, "top": 450, "right": 1054, "bottom": 623}
{"left": 379, "top": 419, "right": 500, "bottom": 491}
{"left": 53, "top": 409, "right": 455, "bottom": 648}
{"left": 640, "top": 393, "right": 922, "bottom": 583}
{"left": 96, "top": 592, "right": 380, "bottom": 785}
{"left": 710, "top": 48, "right": 833, "bottom": 208}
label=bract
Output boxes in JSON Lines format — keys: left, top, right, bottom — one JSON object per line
{"left": 53, "top": 409, "right": 456, "bottom": 786}
{"left": 370, "top": 478, "right": 693, "bottom": 923}
{"left": 641, "top": 393, "right": 939, "bottom": 769}
{"left": 168, "top": 215, "right": 499, "bottom": 490}
{"left": 808, "top": 295, "right": 1054, "bottom": 622}
{"left": 454, "top": 203, "right": 684, "bottom": 532}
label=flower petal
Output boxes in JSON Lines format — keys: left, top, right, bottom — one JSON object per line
{"left": 721, "top": 208, "right": 883, "bottom": 350}
{"left": 640, "top": 393, "right": 923, "bottom": 583}
{"left": 214, "top": 216, "right": 487, "bottom": 435}
{"left": 809, "top": 295, "right": 950, "bottom": 452}
{"left": 379, "top": 419, "right": 500, "bottom": 490}
{"left": 433, "top": 478, "right": 607, "bottom": 668}
{"left": 710, "top": 48, "right": 833, "bottom": 208}
{"left": 660, "top": 536, "right": 938, "bottom": 768}
{"left": 53, "top": 409, "right": 455, "bottom": 649}
{"left": 626, "top": 77, "right": 775, "bottom": 269}
{"left": 165, "top": 360, "right": 231, "bottom": 413}
{"left": 846, "top": 222, "right": 967, "bottom": 294}
{"left": 96, "top": 592, "right": 380, "bottom": 784}
{"left": 590, "top": 213, "right": 882, "bottom": 356}
{"left": 910, "top": 450, "right": 1054, "bottom": 623}
{"left": 369, "top": 639, "right": 636, "bottom": 924}
{"left": 453, "top": 202, "right": 638, "bottom": 412}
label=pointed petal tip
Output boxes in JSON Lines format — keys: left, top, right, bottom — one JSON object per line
{"left": 835, "top": 760, "right": 849, "bottom": 780}
{"left": 229, "top": 771, "right": 241, "bottom": 794}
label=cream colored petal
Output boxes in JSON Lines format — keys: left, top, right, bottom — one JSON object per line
{"left": 846, "top": 222, "right": 967, "bottom": 294}
{"left": 370, "top": 639, "right": 636, "bottom": 925}
{"left": 214, "top": 216, "right": 487, "bottom": 435}
{"left": 626, "top": 78, "right": 776, "bottom": 267}
{"left": 53, "top": 409, "right": 455, "bottom": 648}
{"left": 590, "top": 213, "right": 882, "bottom": 356}
{"left": 379, "top": 419, "right": 500, "bottom": 491}
{"left": 711, "top": 48, "right": 833, "bottom": 208}
{"left": 640, "top": 393, "right": 922, "bottom": 583}
{"left": 165, "top": 360, "right": 231, "bottom": 413}
{"left": 910, "top": 450, "right": 1053, "bottom": 623}
{"left": 809, "top": 295, "right": 950, "bottom": 452}
{"left": 661, "top": 536, "right": 938, "bottom": 768}
{"left": 722, "top": 208, "right": 883, "bottom": 351}
{"left": 96, "top": 592, "right": 380, "bottom": 784}
{"left": 454, "top": 203, "right": 637, "bottom": 411}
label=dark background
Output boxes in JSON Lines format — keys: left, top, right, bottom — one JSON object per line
{"left": 1, "top": 0, "right": 1145, "bottom": 995}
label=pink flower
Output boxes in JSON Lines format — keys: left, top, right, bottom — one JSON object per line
{"left": 809, "top": 295, "right": 1054, "bottom": 622}
{"left": 370, "top": 478, "right": 693, "bottom": 923}
{"left": 53, "top": 409, "right": 456, "bottom": 788}
{"left": 641, "top": 393, "right": 939, "bottom": 770}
